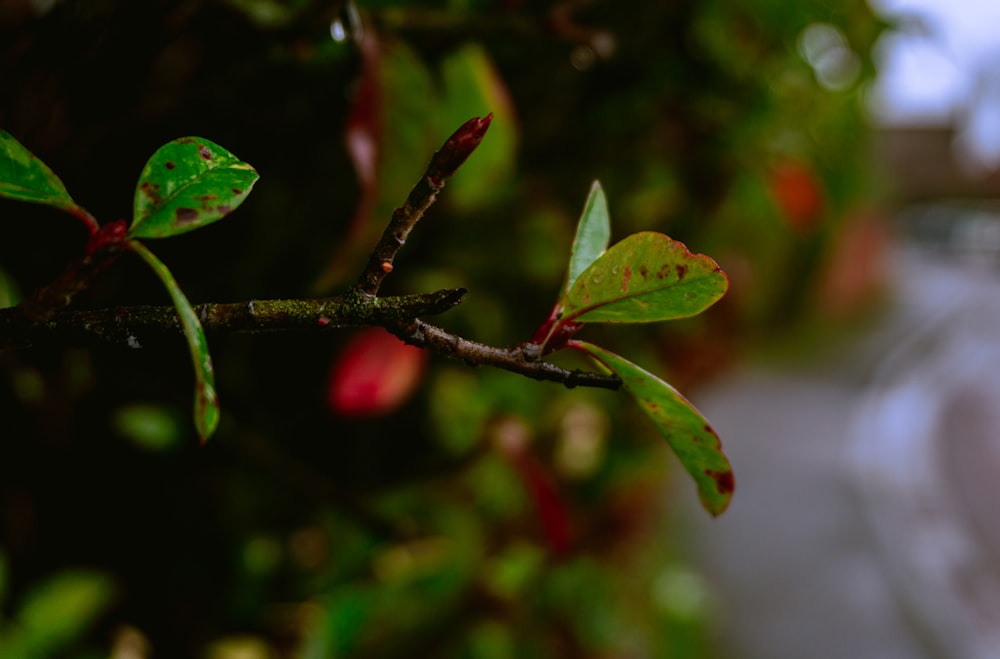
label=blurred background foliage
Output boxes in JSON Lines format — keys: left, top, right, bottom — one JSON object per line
{"left": 0, "top": 0, "right": 883, "bottom": 656}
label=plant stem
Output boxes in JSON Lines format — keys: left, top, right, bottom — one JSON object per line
{"left": 20, "top": 220, "right": 128, "bottom": 322}
{"left": 355, "top": 114, "right": 492, "bottom": 296}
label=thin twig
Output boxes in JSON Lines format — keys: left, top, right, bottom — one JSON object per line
{"left": 391, "top": 319, "right": 621, "bottom": 391}
{"left": 355, "top": 114, "right": 493, "bottom": 296}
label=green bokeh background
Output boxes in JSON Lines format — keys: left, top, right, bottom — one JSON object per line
{"left": 0, "top": 1, "right": 883, "bottom": 656}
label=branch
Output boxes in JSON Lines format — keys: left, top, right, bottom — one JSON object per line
{"left": 0, "top": 289, "right": 466, "bottom": 349}
{"left": 0, "top": 292, "right": 621, "bottom": 390}
{"left": 0, "top": 114, "right": 621, "bottom": 393}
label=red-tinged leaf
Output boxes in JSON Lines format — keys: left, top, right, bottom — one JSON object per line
{"left": 509, "top": 451, "right": 572, "bottom": 554}
{"left": 343, "top": 18, "right": 381, "bottom": 244}
{"left": 328, "top": 328, "right": 427, "bottom": 417}
{"left": 572, "top": 341, "right": 733, "bottom": 516}
{"left": 492, "top": 417, "right": 572, "bottom": 554}
{"left": 562, "top": 232, "right": 728, "bottom": 324}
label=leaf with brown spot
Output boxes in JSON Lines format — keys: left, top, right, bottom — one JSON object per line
{"left": 572, "top": 341, "right": 734, "bottom": 516}
{"left": 562, "top": 232, "right": 728, "bottom": 323}
{"left": 129, "top": 137, "right": 258, "bottom": 239}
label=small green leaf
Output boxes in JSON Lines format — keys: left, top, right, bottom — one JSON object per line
{"left": 563, "top": 180, "right": 611, "bottom": 299}
{"left": 130, "top": 137, "right": 258, "bottom": 239}
{"left": 0, "top": 131, "right": 97, "bottom": 229}
{"left": 562, "top": 232, "right": 727, "bottom": 323}
{"left": 129, "top": 241, "right": 219, "bottom": 441}
{"left": 573, "top": 341, "right": 733, "bottom": 516}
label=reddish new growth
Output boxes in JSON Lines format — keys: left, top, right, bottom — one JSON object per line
{"left": 528, "top": 303, "right": 585, "bottom": 356}
{"left": 86, "top": 219, "right": 127, "bottom": 255}
{"left": 428, "top": 114, "right": 493, "bottom": 184}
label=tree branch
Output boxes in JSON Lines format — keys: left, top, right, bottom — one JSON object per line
{"left": 0, "top": 114, "right": 621, "bottom": 392}
{"left": 0, "top": 289, "right": 466, "bottom": 349}
{"left": 0, "top": 291, "right": 621, "bottom": 390}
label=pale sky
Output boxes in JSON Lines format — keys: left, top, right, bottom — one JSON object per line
{"left": 868, "top": 0, "right": 1000, "bottom": 170}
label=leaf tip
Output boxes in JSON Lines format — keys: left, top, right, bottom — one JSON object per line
{"left": 195, "top": 380, "right": 220, "bottom": 443}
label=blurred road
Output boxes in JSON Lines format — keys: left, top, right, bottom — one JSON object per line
{"left": 681, "top": 236, "right": 1000, "bottom": 659}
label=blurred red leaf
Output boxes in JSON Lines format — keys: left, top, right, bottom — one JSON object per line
{"left": 493, "top": 418, "right": 572, "bottom": 555}
{"left": 512, "top": 451, "right": 572, "bottom": 555}
{"left": 327, "top": 328, "right": 427, "bottom": 417}
{"left": 768, "top": 161, "right": 824, "bottom": 231}
{"left": 344, "top": 23, "right": 381, "bottom": 240}
{"left": 314, "top": 20, "right": 383, "bottom": 292}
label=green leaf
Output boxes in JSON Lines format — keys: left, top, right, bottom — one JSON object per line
{"left": 563, "top": 180, "right": 611, "bottom": 300}
{"left": 573, "top": 341, "right": 733, "bottom": 516}
{"left": 130, "top": 136, "right": 258, "bottom": 239}
{"left": 129, "top": 241, "right": 219, "bottom": 442}
{"left": 0, "top": 131, "right": 96, "bottom": 228}
{"left": 562, "top": 232, "right": 727, "bottom": 323}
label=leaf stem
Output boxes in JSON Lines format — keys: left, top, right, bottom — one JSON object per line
{"left": 20, "top": 220, "right": 127, "bottom": 321}
{"left": 69, "top": 205, "right": 101, "bottom": 235}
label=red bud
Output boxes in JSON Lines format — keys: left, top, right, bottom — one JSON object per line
{"left": 87, "top": 219, "right": 128, "bottom": 255}
{"left": 428, "top": 114, "right": 493, "bottom": 182}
